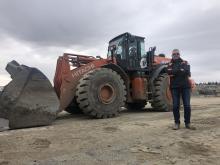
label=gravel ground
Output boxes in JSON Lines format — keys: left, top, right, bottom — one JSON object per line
{"left": 0, "top": 97, "right": 220, "bottom": 165}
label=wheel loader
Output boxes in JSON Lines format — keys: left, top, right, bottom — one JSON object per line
{"left": 0, "top": 32, "right": 173, "bottom": 129}
{"left": 54, "top": 32, "right": 172, "bottom": 118}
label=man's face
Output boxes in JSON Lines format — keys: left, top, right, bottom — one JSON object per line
{"left": 172, "top": 50, "right": 180, "bottom": 60}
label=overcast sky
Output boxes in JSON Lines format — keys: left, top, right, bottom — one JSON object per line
{"left": 0, "top": 0, "right": 220, "bottom": 86}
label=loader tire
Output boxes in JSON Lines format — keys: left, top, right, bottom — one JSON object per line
{"left": 151, "top": 73, "right": 172, "bottom": 112}
{"left": 65, "top": 98, "right": 82, "bottom": 114}
{"left": 76, "top": 68, "right": 126, "bottom": 118}
{"left": 126, "top": 101, "right": 146, "bottom": 110}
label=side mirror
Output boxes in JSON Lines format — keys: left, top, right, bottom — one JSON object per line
{"left": 149, "top": 46, "right": 156, "bottom": 52}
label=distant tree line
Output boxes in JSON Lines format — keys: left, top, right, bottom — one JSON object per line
{"left": 196, "top": 82, "right": 220, "bottom": 86}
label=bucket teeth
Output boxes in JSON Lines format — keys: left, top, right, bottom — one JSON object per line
{"left": 0, "top": 60, "right": 59, "bottom": 129}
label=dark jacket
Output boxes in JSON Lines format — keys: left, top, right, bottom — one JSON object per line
{"left": 167, "top": 58, "right": 191, "bottom": 89}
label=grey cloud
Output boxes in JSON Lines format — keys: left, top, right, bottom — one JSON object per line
{"left": 152, "top": 5, "right": 220, "bottom": 52}
{"left": 0, "top": 0, "right": 189, "bottom": 47}
{"left": 0, "top": 0, "right": 147, "bottom": 47}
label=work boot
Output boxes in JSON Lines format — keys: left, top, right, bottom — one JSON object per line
{"left": 172, "top": 123, "right": 180, "bottom": 130}
{"left": 185, "top": 124, "right": 196, "bottom": 130}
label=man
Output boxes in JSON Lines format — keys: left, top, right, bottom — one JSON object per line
{"left": 167, "top": 49, "right": 194, "bottom": 130}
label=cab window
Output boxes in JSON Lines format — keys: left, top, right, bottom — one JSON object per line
{"left": 107, "top": 38, "right": 125, "bottom": 59}
{"left": 137, "top": 40, "right": 145, "bottom": 58}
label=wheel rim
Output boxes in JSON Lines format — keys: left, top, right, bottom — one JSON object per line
{"left": 98, "top": 83, "right": 116, "bottom": 104}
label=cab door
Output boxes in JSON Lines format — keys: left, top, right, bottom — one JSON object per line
{"left": 127, "top": 37, "right": 143, "bottom": 70}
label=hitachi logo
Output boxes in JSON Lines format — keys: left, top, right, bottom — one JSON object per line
{"left": 72, "top": 63, "right": 95, "bottom": 78}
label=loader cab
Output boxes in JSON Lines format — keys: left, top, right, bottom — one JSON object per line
{"left": 108, "top": 32, "right": 146, "bottom": 71}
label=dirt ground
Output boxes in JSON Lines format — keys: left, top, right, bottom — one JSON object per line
{"left": 0, "top": 97, "right": 220, "bottom": 165}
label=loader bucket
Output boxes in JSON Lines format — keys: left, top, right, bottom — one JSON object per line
{"left": 0, "top": 60, "right": 59, "bottom": 129}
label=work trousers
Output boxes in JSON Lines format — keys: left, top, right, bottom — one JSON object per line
{"left": 171, "top": 88, "right": 191, "bottom": 125}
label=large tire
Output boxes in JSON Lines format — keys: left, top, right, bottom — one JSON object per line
{"left": 76, "top": 68, "right": 126, "bottom": 118}
{"left": 151, "top": 73, "right": 172, "bottom": 112}
{"left": 126, "top": 101, "right": 146, "bottom": 111}
{"left": 65, "top": 98, "right": 83, "bottom": 114}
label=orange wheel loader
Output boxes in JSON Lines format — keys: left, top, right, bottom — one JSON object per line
{"left": 54, "top": 32, "right": 172, "bottom": 118}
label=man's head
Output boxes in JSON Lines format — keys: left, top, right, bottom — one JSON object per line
{"left": 172, "top": 49, "right": 180, "bottom": 60}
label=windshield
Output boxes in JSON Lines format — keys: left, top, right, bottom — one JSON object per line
{"left": 107, "top": 37, "right": 125, "bottom": 59}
